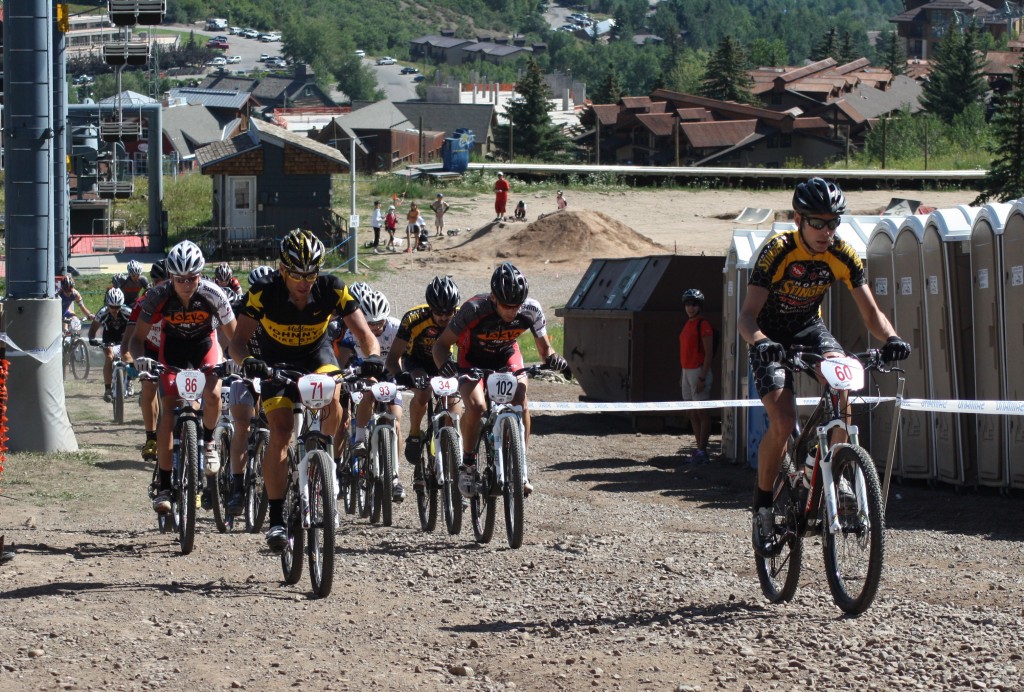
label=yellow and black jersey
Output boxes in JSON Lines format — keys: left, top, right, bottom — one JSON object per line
{"left": 396, "top": 304, "right": 455, "bottom": 364}
{"left": 241, "top": 273, "right": 359, "bottom": 364}
{"left": 748, "top": 230, "right": 865, "bottom": 338}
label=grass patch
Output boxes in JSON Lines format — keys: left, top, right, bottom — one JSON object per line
{"left": 518, "top": 322, "right": 564, "bottom": 363}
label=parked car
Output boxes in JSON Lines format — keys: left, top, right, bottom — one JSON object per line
{"left": 206, "top": 39, "right": 229, "bottom": 49}
{"left": 376, "top": 56, "right": 397, "bottom": 65}
{"left": 206, "top": 57, "right": 227, "bottom": 66}
{"left": 355, "top": 49, "right": 366, "bottom": 58}
{"left": 413, "top": 74, "right": 426, "bottom": 83}
{"left": 258, "top": 53, "right": 271, "bottom": 62}
{"left": 229, "top": 26, "right": 243, "bottom": 35}
{"left": 226, "top": 55, "right": 242, "bottom": 64}
{"left": 260, "top": 32, "right": 281, "bottom": 42}
{"left": 400, "top": 66, "right": 419, "bottom": 74}
{"left": 242, "top": 28, "right": 259, "bottom": 39}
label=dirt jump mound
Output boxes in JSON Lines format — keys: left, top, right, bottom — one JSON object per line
{"left": 450, "top": 210, "right": 666, "bottom": 263}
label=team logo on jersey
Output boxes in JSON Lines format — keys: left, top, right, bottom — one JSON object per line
{"left": 789, "top": 263, "right": 807, "bottom": 279}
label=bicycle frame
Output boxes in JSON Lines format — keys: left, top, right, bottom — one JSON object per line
{"left": 288, "top": 373, "right": 337, "bottom": 529}
{"left": 482, "top": 371, "right": 529, "bottom": 489}
{"left": 366, "top": 382, "right": 400, "bottom": 482}
{"left": 428, "top": 376, "right": 462, "bottom": 480}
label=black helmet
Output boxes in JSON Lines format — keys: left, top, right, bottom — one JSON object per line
{"left": 425, "top": 275, "right": 460, "bottom": 313}
{"left": 793, "top": 177, "right": 847, "bottom": 216}
{"left": 150, "top": 259, "right": 168, "bottom": 281}
{"left": 490, "top": 262, "right": 528, "bottom": 305}
{"left": 61, "top": 276, "right": 76, "bottom": 291}
{"left": 681, "top": 288, "right": 704, "bottom": 306}
{"left": 280, "top": 229, "right": 325, "bottom": 273}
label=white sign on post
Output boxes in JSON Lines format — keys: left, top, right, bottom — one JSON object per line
{"left": 349, "top": 214, "right": 360, "bottom": 228}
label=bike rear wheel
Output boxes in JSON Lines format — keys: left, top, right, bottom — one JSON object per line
{"left": 370, "top": 428, "right": 395, "bottom": 526}
{"left": 71, "top": 339, "right": 90, "bottom": 380}
{"left": 416, "top": 432, "right": 439, "bottom": 532}
{"left": 470, "top": 433, "right": 496, "bottom": 544}
{"left": 500, "top": 417, "right": 526, "bottom": 549}
{"left": 112, "top": 366, "right": 126, "bottom": 423}
{"left": 245, "top": 430, "right": 269, "bottom": 533}
{"left": 281, "top": 448, "right": 304, "bottom": 585}
{"left": 822, "top": 444, "right": 885, "bottom": 615}
{"left": 439, "top": 426, "right": 463, "bottom": 536}
{"left": 306, "top": 450, "right": 336, "bottom": 598}
{"left": 754, "top": 454, "right": 803, "bottom": 603}
{"left": 212, "top": 427, "right": 231, "bottom": 533}
{"left": 177, "top": 419, "right": 199, "bottom": 555}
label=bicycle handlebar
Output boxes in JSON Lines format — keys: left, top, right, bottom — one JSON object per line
{"left": 463, "top": 363, "right": 552, "bottom": 381}
{"left": 783, "top": 347, "right": 895, "bottom": 375}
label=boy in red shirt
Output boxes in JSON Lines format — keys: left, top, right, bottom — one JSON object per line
{"left": 679, "top": 288, "right": 714, "bottom": 463}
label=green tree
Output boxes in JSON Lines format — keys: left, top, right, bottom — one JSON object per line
{"left": 975, "top": 60, "right": 1024, "bottom": 203}
{"left": 699, "top": 35, "right": 753, "bottom": 103}
{"left": 876, "top": 30, "right": 906, "bottom": 75}
{"left": 591, "top": 64, "right": 622, "bottom": 104}
{"left": 494, "top": 59, "right": 571, "bottom": 161}
{"left": 920, "top": 24, "right": 988, "bottom": 124}
{"left": 748, "top": 38, "right": 787, "bottom": 68}
{"left": 812, "top": 26, "right": 842, "bottom": 61}
{"left": 663, "top": 48, "right": 708, "bottom": 94}
{"left": 838, "top": 30, "right": 856, "bottom": 63}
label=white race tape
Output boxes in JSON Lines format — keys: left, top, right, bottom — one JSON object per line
{"left": 0, "top": 332, "right": 63, "bottom": 364}
{"left": 532, "top": 397, "right": 1024, "bottom": 415}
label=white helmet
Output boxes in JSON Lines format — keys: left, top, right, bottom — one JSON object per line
{"left": 126, "top": 259, "right": 143, "bottom": 276}
{"left": 166, "top": 240, "right": 205, "bottom": 276}
{"left": 359, "top": 289, "right": 390, "bottom": 322}
{"left": 105, "top": 287, "right": 125, "bottom": 307}
{"left": 348, "top": 281, "right": 370, "bottom": 304}
{"left": 247, "top": 265, "right": 274, "bottom": 287}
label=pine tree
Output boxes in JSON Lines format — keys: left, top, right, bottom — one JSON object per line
{"left": 699, "top": 35, "right": 753, "bottom": 103}
{"left": 839, "top": 31, "right": 856, "bottom": 63}
{"left": 591, "top": 64, "right": 622, "bottom": 105}
{"left": 877, "top": 30, "right": 906, "bottom": 76}
{"left": 920, "top": 23, "right": 988, "bottom": 124}
{"left": 813, "top": 26, "right": 841, "bottom": 62}
{"left": 975, "top": 58, "right": 1024, "bottom": 204}
{"left": 494, "top": 59, "right": 571, "bottom": 162}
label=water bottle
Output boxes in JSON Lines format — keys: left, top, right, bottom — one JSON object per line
{"left": 802, "top": 446, "right": 816, "bottom": 488}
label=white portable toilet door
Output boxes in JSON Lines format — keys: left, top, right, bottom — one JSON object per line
{"left": 227, "top": 176, "right": 257, "bottom": 240}
{"left": 1002, "top": 208, "right": 1024, "bottom": 488}
{"left": 970, "top": 220, "right": 1004, "bottom": 486}
{"left": 866, "top": 231, "right": 897, "bottom": 468}
{"left": 721, "top": 247, "right": 740, "bottom": 463}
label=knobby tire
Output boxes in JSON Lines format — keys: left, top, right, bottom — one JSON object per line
{"left": 500, "top": 417, "right": 526, "bottom": 549}
{"left": 112, "top": 367, "right": 125, "bottom": 424}
{"left": 439, "top": 426, "right": 463, "bottom": 536}
{"left": 306, "top": 450, "right": 336, "bottom": 598}
{"left": 470, "top": 431, "right": 496, "bottom": 544}
{"left": 245, "top": 430, "right": 269, "bottom": 533}
{"left": 71, "top": 339, "right": 90, "bottom": 380}
{"left": 281, "top": 447, "right": 304, "bottom": 585}
{"left": 416, "top": 431, "right": 439, "bottom": 532}
{"left": 177, "top": 418, "right": 199, "bottom": 555}
{"left": 754, "top": 452, "right": 803, "bottom": 603}
{"left": 212, "top": 427, "right": 231, "bottom": 533}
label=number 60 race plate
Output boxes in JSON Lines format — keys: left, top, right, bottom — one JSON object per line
{"left": 821, "top": 357, "right": 865, "bottom": 391}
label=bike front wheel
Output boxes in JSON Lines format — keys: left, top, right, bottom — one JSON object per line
{"left": 245, "top": 430, "right": 269, "bottom": 533}
{"left": 822, "top": 444, "right": 885, "bottom": 615}
{"left": 177, "top": 419, "right": 199, "bottom": 555}
{"left": 71, "top": 339, "right": 90, "bottom": 380}
{"left": 416, "top": 432, "right": 439, "bottom": 532}
{"left": 370, "top": 428, "right": 395, "bottom": 527}
{"left": 112, "top": 366, "right": 126, "bottom": 423}
{"left": 754, "top": 454, "right": 803, "bottom": 604}
{"left": 281, "top": 448, "right": 304, "bottom": 585}
{"left": 470, "top": 433, "right": 496, "bottom": 544}
{"left": 306, "top": 450, "right": 336, "bottom": 598}
{"left": 212, "top": 427, "right": 232, "bottom": 533}
{"left": 500, "top": 417, "right": 526, "bottom": 549}
{"left": 439, "top": 426, "right": 463, "bottom": 536}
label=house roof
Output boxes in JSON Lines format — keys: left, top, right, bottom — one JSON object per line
{"left": 636, "top": 113, "right": 676, "bottom": 137}
{"left": 392, "top": 101, "right": 497, "bottom": 140}
{"left": 410, "top": 35, "right": 473, "bottom": 49}
{"left": 778, "top": 59, "right": 837, "bottom": 84}
{"left": 832, "top": 74, "right": 924, "bottom": 123}
{"left": 198, "top": 74, "right": 257, "bottom": 93}
{"left": 651, "top": 89, "right": 794, "bottom": 123}
{"left": 195, "top": 119, "right": 348, "bottom": 170}
{"left": 337, "top": 100, "right": 411, "bottom": 130}
{"left": 590, "top": 103, "right": 620, "bottom": 126}
{"left": 985, "top": 50, "right": 1022, "bottom": 75}
{"left": 675, "top": 107, "right": 709, "bottom": 121}
{"left": 168, "top": 88, "right": 254, "bottom": 111}
{"left": 681, "top": 119, "right": 758, "bottom": 148}
{"left": 891, "top": 0, "right": 998, "bottom": 22}
{"left": 162, "top": 103, "right": 224, "bottom": 158}
{"left": 460, "top": 42, "right": 531, "bottom": 57}
{"left": 99, "top": 90, "right": 158, "bottom": 107}
{"left": 620, "top": 96, "right": 654, "bottom": 110}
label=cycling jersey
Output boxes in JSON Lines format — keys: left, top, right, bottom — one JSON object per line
{"left": 446, "top": 294, "right": 547, "bottom": 370}
{"left": 129, "top": 300, "right": 163, "bottom": 352}
{"left": 338, "top": 316, "right": 399, "bottom": 362}
{"left": 116, "top": 275, "right": 150, "bottom": 305}
{"left": 216, "top": 277, "right": 243, "bottom": 298}
{"left": 748, "top": 230, "right": 865, "bottom": 339}
{"left": 395, "top": 304, "right": 454, "bottom": 367}
{"left": 93, "top": 305, "right": 133, "bottom": 344}
{"left": 138, "top": 279, "right": 235, "bottom": 341}
{"left": 240, "top": 273, "right": 359, "bottom": 365}
{"left": 60, "top": 289, "right": 86, "bottom": 319}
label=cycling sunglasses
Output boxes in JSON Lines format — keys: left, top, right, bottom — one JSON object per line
{"left": 284, "top": 269, "right": 319, "bottom": 283}
{"left": 803, "top": 217, "right": 842, "bottom": 231}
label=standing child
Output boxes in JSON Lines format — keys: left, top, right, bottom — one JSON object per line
{"left": 370, "top": 200, "right": 384, "bottom": 254}
{"left": 679, "top": 288, "right": 715, "bottom": 463}
{"left": 556, "top": 190, "right": 567, "bottom": 210}
{"left": 405, "top": 202, "right": 421, "bottom": 253}
{"left": 385, "top": 205, "right": 398, "bottom": 252}
{"left": 430, "top": 193, "right": 450, "bottom": 238}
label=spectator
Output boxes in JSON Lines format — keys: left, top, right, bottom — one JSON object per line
{"left": 384, "top": 205, "right": 398, "bottom": 252}
{"left": 493, "top": 172, "right": 510, "bottom": 221}
{"left": 556, "top": 190, "right": 567, "bottom": 210}
{"left": 430, "top": 193, "right": 450, "bottom": 238}
{"left": 405, "top": 202, "right": 421, "bottom": 254}
{"left": 370, "top": 200, "right": 384, "bottom": 254}
{"left": 513, "top": 200, "right": 527, "bottom": 221}
{"left": 679, "top": 288, "right": 714, "bottom": 464}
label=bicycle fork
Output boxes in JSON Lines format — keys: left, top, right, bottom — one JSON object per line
{"left": 292, "top": 407, "right": 312, "bottom": 529}
{"left": 431, "top": 410, "right": 461, "bottom": 481}
{"left": 815, "top": 419, "right": 864, "bottom": 535}
{"left": 490, "top": 406, "right": 527, "bottom": 488}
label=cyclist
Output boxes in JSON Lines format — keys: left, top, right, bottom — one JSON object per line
{"left": 130, "top": 241, "right": 236, "bottom": 515}
{"left": 59, "top": 277, "right": 95, "bottom": 325}
{"left": 118, "top": 259, "right": 151, "bottom": 306}
{"left": 738, "top": 177, "right": 911, "bottom": 556}
{"left": 88, "top": 288, "right": 134, "bottom": 403}
{"left": 431, "top": 262, "right": 567, "bottom": 498}
{"left": 224, "top": 264, "right": 275, "bottom": 516}
{"left": 123, "top": 260, "right": 168, "bottom": 460}
{"left": 229, "top": 229, "right": 384, "bottom": 551}
{"left": 336, "top": 288, "right": 406, "bottom": 502}
{"left": 213, "top": 262, "right": 243, "bottom": 300}
{"left": 385, "top": 275, "right": 462, "bottom": 489}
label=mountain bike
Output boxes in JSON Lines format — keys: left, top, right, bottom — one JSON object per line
{"left": 755, "top": 348, "right": 903, "bottom": 615}
{"left": 98, "top": 346, "right": 132, "bottom": 424}
{"left": 464, "top": 364, "right": 548, "bottom": 549}
{"left": 63, "top": 317, "right": 90, "bottom": 380}
{"left": 242, "top": 382, "right": 270, "bottom": 534}
{"left": 211, "top": 373, "right": 238, "bottom": 533}
{"left": 265, "top": 365, "right": 347, "bottom": 598}
{"left": 413, "top": 374, "right": 464, "bottom": 535}
{"left": 348, "top": 378, "right": 407, "bottom": 527}
{"left": 337, "top": 386, "right": 365, "bottom": 517}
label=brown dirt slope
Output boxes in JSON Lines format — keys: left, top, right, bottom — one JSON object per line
{"left": 445, "top": 209, "right": 666, "bottom": 263}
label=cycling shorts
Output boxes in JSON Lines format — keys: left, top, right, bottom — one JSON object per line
{"left": 158, "top": 333, "right": 219, "bottom": 398}
{"left": 229, "top": 378, "right": 257, "bottom": 408}
{"left": 261, "top": 352, "right": 340, "bottom": 415}
{"left": 456, "top": 340, "right": 523, "bottom": 374}
{"left": 748, "top": 319, "right": 842, "bottom": 399}
{"left": 403, "top": 354, "right": 440, "bottom": 378}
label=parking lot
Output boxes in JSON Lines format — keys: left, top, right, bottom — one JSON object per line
{"left": 184, "top": 24, "right": 285, "bottom": 75}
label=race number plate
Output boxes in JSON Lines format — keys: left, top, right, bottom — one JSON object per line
{"left": 297, "top": 373, "right": 336, "bottom": 410}
{"left": 68, "top": 317, "right": 82, "bottom": 332}
{"left": 176, "top": 369, "right": 206, "bottom": 402}
{"left": 430, "top": 376, "right": 458, "bottom": 397}
{"left": 370, "top": 381, "right": 398, "bottom": 403}
{"left": 486, "top": 372, "right": 518, "bottom": 404}
{"left": 821, "top": 357, "right": 865, "bottom": 391}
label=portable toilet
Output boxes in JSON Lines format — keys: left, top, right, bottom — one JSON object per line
{"left": 722, "top": 228, "right": 773, "bottom": 464}
{"left": 1001, "top": 200, "right": 1024, "bottom": 488}
{"left": 892, "top": 215, "right": 932, "bottom": 479}
{"left": 922, "top": 205, "right": 978, "bottom": 486}
{"left": 969, "top": 203, "right": 1013, "bottom": 487}
{"left": 865, "top": 219, "right": 900, "bottom": 468}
